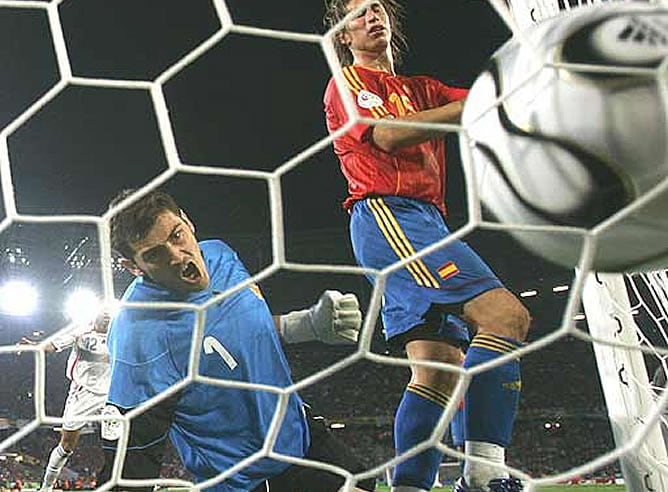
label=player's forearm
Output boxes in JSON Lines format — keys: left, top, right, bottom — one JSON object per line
{"left": 371, "top": 99, "right": 465, "bottom": 152}
{"left": 18, "top": 337, "right": 58, "bottom": 352}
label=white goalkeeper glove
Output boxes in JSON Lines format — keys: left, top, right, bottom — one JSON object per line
{"left": 279, "top": 290, "right": 361, "bottom": 345}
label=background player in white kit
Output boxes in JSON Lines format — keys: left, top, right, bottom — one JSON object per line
{"left": 20, "top": 310, "right": 112, "bottom": 492}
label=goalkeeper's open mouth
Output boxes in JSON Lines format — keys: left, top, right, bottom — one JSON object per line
{"left": 181, "top": 260, "right": 203, "bottom": 285}
{"left": 169, "top": 254, "right": 209, "bottom": 293}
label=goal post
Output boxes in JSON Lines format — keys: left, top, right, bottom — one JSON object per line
{"left": 582, "top": 272, "right": 668, "bottom": 492}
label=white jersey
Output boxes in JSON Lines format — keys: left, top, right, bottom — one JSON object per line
{"left": 52, "top": 323, "right": 110, "bottom": 395}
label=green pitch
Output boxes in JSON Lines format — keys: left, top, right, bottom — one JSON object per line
{"left": 376, "top": 486, "right": 625, "bottom": 492}
{"left": 532, "top": 487, "right": 624, "bottom": 492}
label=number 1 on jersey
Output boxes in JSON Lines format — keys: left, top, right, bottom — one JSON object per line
{"left": 203, "top": 336, "right": 238, "bottom": 370}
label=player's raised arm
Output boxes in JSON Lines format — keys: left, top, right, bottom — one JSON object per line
{"left": 275, "top": 290, "right": 361, "bottom": 345}
{"left": 18, "top": 336, "right": 56, "bottom": 352}
{"left": 19, "top": 334, "right": 67, "bottom": 353}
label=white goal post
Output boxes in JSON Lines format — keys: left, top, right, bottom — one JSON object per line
{"left": 582, "top": 273, "right": 668, "bottom": 492}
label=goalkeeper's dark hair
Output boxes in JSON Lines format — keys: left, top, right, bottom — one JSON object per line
{"left": 323, "top": 0, "right": 407, "bottom": 67}
{"left": 109, "top": 189, "right": 182, "bottom": 260}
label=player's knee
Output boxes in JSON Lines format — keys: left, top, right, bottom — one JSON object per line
{"left": 465, "top": 289, "right": 531, "bottom": 342}
{"left": 61, "top": 442, "right": 76, "bottom": 453}
{"left": 507, "top": 303, "right": 531, "bottom": 342}
{"left": 406, "top": 340, "right": 463, "bottom": 394}
{"left": 487, "top": 299, "right": 531, "bottom": 342}
{"left": 60, "top": 430, "right": 79, "bottom": 451}
{"left": 411, "top": 366, "right": 460, "bottom": 396}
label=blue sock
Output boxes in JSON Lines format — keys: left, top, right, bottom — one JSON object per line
{"left": 393, "top": 383, "right": 449, "bottom": 489}
{"left": 463, "top": 333, "right": 522, "bottom": 447}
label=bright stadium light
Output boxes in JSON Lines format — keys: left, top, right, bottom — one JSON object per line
{"left": 0, "top": 280, "right": 39, "bottom": 316}
{"left": 65, "top": 289, "right": 101, "bottom": 323}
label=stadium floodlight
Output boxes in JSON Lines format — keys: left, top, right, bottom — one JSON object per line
{"left": 0, "top": 280, "right": 39, "bottom": 316}
{"left": 64, "top": 288, "right": 101, "bottom": 324}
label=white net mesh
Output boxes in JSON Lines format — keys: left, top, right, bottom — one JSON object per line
{"left": 0, "top": 1, "right": 666, "bottom": 491}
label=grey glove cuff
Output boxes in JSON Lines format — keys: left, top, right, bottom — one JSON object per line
{"left": 279, "top": 308, "right": 316, "bottom": 344}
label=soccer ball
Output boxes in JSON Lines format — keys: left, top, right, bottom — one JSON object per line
{"left": 460, "top": 3, "right": 668, "bottom": 272}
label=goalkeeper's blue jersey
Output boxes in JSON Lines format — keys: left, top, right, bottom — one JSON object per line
{"left": 107, "top": 240, "right": 310, "bottom": 492}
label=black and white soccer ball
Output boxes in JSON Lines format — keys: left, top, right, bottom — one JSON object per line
{"left": 461, "top": 3, "right": 668, "bottom": 272}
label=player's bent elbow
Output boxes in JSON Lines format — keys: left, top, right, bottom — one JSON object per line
{"left": 370, "top": 127, "right": 399, "bottom": 153}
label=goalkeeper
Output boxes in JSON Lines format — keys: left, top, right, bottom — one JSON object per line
{"left": 100, "top": 189, "right": 375, "bottom": 492}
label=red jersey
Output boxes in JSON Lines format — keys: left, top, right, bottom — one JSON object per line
{"left": 324, "top": 65, "right": 468, "bottom": 217}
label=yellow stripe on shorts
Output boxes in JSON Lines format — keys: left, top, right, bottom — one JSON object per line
{"left": 368, "top": 198, "right": 440, "bottom": 289}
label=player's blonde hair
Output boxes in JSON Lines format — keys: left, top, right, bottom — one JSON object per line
{"left": 323, "top": 0, "right": 407, "bottom": 67}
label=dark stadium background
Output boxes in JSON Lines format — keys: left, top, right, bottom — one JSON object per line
{"left": 0, "top": 0, "right": 622, "bottom": 487}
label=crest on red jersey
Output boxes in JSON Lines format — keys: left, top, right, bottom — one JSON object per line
{"left": 357, "top": 89, "right": 383, "bottom": 109}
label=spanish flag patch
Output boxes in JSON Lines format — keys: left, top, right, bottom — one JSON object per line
{"left": 437, "top": 261, "right": 459, "bottom": 280}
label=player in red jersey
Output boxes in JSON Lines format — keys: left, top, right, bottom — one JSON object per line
{"left": 323, "top": 2, "right": 530, "bottom": 491}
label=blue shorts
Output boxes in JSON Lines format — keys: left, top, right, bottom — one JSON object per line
{"left": 350, "top": 196, "right": 504, "bottom": 346}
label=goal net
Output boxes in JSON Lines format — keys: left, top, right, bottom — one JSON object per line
{"left": 0, "top": 1, "right": 666, "bottom": 492}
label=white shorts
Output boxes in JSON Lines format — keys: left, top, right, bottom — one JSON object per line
{"left": 62, "top": 382, "right": 107, "bottom": 431}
